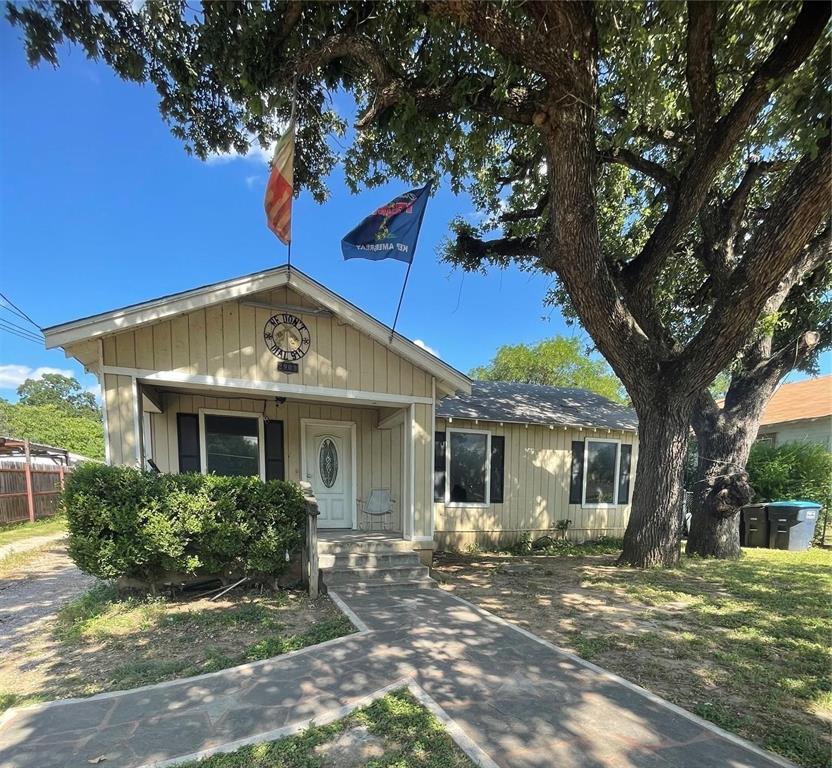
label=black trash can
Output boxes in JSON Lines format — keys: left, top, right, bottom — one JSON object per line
{"left": 740, "top": 504, "right": 769, "bottom": 548}
{"left": 767, "top": 501, "right": 823, "bottom": 551}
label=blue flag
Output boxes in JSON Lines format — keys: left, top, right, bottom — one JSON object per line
{"left": 341, "top": 183, "right": 431, "bottom": 263}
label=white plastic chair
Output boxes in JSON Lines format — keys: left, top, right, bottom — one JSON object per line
{"left": 357, "top": 489, "right": 395, "bottom": 531}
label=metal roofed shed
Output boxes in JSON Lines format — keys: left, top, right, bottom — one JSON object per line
{"left": 437, "top": 380, "right": 637, "bottom": 431}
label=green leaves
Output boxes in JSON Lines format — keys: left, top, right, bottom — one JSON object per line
{"left": 62, "top": 464, "right": 306, "bottom": 583}
{"left": 470, "top": 335, "right": 626, "bottom": 403}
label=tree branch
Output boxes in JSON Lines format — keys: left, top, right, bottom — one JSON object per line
{"left": 679, "top": 140, "right": 831, "bottom": 390}
{"left": 622, "top": 1, "right": 829, "bottom": 295}
{"left": 448, "top": 232, "right": 541, "bottom": 271}
{"left": 600, "top": 145, "right": 677, "bottom": 190}
{"left": 291, "top": 32, "right": 540, "bottom": 128}
{"left": 430, "top": 0, "right": 550, "bottom": 75}
{"left": 686, "top": 1, "right": 720, "bottom": 138}
{"left": 500, "top": 195, "right": 547, "bottom": 223}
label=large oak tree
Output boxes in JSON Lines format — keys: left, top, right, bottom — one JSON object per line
{"left": 10, "top": 1, "right": 830, "bottom": 566}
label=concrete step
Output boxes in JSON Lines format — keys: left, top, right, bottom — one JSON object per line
{"left": 317, "top": 537, "right": 415, "bottom": 556}
{"left": 329, "top": 577, "right": 437, "bottom": 593}
{"left": 322, "top": 564, "right": 430, "bottom": 587}
{"left": 319, "top": 552, "right": 422, "bottom": 570}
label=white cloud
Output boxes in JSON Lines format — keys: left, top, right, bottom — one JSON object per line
{"left": 205, "top": 141, "right": 273, "bottom": 166}
{"left": 244, "top": 174, "right": 260, "bottom": 189}
{"left": 413, "top": 339, "right": 440, "bottom": 358}
{"left": 86, "top": 382, "right": 102, "bottom": 403}
{"left": 0, "top": 365, "right": 74, "bottom": 391}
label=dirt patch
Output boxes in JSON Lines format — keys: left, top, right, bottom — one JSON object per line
{"left": 432, "top": 549, "right": 832, "bottom": 768}
{"left": 0, "top": 543, "right": 95, "bottom": 655}
{"left": 0, "top": 579, "right": 350, "bottom": 709}
{"left": 314, "top": 725, "right": 397, "bottom": 768}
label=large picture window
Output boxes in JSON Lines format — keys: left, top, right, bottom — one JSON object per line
{"left": 584, "top": 440, "right": 618, "bottom": 505}
{"left": 570, "top": 438, "right": 634, "bottom": 507}
{"left": 446, "top": 429, "right": 490, "bottom": 505}
{"left": 200, "top": 412, "right": 264, "bottom": 479}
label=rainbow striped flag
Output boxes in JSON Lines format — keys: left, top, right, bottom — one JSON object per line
{"left": 264, "top": 123, "right": 294, "bottom": 244}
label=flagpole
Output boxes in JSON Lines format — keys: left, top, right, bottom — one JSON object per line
{"left": 287, "top": 76, "right": 298, "bottom": 277}
{"left": 389, "top": 260, "right": 413, "bottom": 343}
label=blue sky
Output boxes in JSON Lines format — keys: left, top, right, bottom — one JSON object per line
{"left": 0, "top": 20, "right": 826, "bottom": 402}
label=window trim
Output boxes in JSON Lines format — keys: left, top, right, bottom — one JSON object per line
{"left": 582, "top": 437, "right": 621, "bottom": 509}
{"left": 198, "top": 408, "right": 266, "bottom": 481}
{"left": 445, "top": 427, "right": 491, "bottom": 508}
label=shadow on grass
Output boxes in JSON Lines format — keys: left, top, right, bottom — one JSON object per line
{"left": 0, "top": 584, "right": 353, "bottom": 712}
{"left": 434, "top": 547, "right": 832, "bottom": 768}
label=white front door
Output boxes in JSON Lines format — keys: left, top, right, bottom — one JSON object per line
{"left": 304, "top": 422, "right": 354, "bottom": 529}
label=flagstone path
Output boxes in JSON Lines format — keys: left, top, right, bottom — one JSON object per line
{"left": 0, "top": 586, "right": 794, "bottom": 768}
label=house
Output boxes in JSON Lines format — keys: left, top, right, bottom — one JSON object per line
{"left": 755, "top": 376, "right": 832, "bottom": 450}
{"left": 43, "top": 265, "right": 638, "bottom": 562}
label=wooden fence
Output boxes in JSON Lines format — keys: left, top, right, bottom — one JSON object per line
{"left": 0, "top": 458, "right": 68, "bottom": 525}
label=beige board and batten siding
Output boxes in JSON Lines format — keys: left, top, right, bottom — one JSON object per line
{"left": 433, "top": 417, "right": 638, "bottom": 551}
{"left": 100, "top": 286, "right": 432, "bottom": 398}
{"left": 98, "top": 285, "right": 436, "bottom": 540}
{"left": 147, "top": 394, "right": 405, "bottom": 531}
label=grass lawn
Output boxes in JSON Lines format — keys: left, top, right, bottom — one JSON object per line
{"left": 433, "top": 545, "right": 832, "bottom": 768}
{"left": 177, "top": 688, "right": 475, "bottom": 768}
{"left": 0, "top": 585, "right": 352, "bottom": 714}
{"left": 0, "top": 515, "right": 66, "bottom": 548}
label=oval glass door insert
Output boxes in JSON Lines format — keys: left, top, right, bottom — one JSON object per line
{"left": 319, "top": 438, "right": 338, "bottom": 488}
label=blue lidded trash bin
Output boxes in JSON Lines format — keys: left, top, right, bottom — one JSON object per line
{"left": 766, "top": 501, "right": 823, "bottom": 551}
{"left": 740, "top": 503, "right": 769, "bottom": 548}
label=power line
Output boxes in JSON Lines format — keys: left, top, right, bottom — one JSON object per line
{"left": 0, "top": 324, "right": 44, "bottom": 346}
{"left": 0, "top": 320, "right": 42, "bottom": 342}
{"left": 0, "top": 315, "right": 44, "bottom": 340}
{"left": 0, "top": 292, "right": 41, "bottom": 331}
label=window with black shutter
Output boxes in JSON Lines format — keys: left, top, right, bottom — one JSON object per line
{"left": 264, "top": 420, "right": 285, "bottom": 481}
{"left": 618, "top": 444, "right": 632, "bottom": 504}
{"left": 569, "top": 440, "right": 584, "bottom": 504}
{"left": 177, "top": 413, "right": 201, "bottom": 473}
{"left": 434, "top": 431, "right": 446, "bottom": 502}
{"left": 490, "top": 435, "right": 505, "bottom": 503}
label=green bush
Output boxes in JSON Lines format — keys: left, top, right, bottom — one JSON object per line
{"left": 62, "top": 464, "right": 306, "bottom": 584}
{"left": 746, "top": 441, "right": 832, "bottom": 543}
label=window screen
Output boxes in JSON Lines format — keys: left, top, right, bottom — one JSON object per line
{"left": 448, "top": 431, "right": 488, "bottom": 503}
{"left": 204, "top": 415, "right": 260, "bottom": 477}
{"left": 585, "top": 440, "right": 618, "bottom": 504}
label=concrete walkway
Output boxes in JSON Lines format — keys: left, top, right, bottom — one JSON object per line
{"left": 0, "top": 586, "right": 792, "bottom": 768}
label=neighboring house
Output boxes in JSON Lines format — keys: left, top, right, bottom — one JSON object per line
{"left": 755, "top": 376, "right": 832, "bottom": 450}
{"left": 43, "top": 265, "right": 638, "bottom": 559}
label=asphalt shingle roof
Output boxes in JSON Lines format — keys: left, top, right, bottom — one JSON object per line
{"left": 437, "top": 380, "right": 638, "bottom": 431}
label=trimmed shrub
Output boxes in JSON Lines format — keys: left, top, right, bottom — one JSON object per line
{"left": 62, "top": 464, "right": 306, "bottom": 584}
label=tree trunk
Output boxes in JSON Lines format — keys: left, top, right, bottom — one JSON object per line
{"left": 620, "top": 398, "right": 695, "bottom": 568}
{"left": 685, "top": 417, "right": 756, "bottom": 559}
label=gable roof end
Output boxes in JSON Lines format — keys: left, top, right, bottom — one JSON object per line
{"left": 43, "top": 264, "right": 470, "bottom": 394}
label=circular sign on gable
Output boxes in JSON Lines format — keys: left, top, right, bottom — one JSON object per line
{"left": 264, "top": 313, "right": 311, "bottom": 361}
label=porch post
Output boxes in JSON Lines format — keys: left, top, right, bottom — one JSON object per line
{"left": 403, "top": 403, "right": 415, "bottom": 540}
{"left": 300, "top": 481, "right": 320, "bottom": 598}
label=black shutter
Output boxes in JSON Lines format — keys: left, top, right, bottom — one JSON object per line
{"left": 434, "top": 431, "right": 446, "bottom": 502}
{"left": 618, "top": 444, "right": 632, "bottom": 504}
{"left": 264, "top": 420, "right": 285, "bottom": 481}
{"left": 490, "top": 435, "right": 505, "bottom": 503}
{"left": 177, "top": 413, "right": 201, "bottom": 473}
{"left": 569, "top": 440, "right": 584, "bottom": 504}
